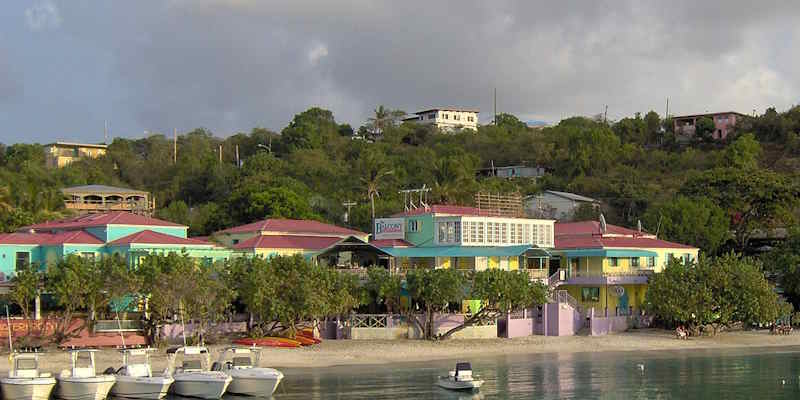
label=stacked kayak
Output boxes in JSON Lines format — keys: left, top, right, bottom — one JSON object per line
{"left": 234, "top": 330, "right": 322, "bottom": 348}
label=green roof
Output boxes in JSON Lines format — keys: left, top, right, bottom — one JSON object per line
{"left": 381, "top": 245, "right": 547, "bottom": 258}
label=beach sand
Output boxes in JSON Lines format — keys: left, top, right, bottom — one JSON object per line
{"left": 6, "top": 329, "right": 800, "bottom": 374}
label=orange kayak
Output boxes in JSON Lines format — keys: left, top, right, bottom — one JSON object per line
{"left": 234, "top": 337, "right": 301, "bottom": 348}
{"left": 293, "top": 335, "right": 317, "bottom": 346}
{"left": 297, "top": 332, "right": 322, "bottom": 344}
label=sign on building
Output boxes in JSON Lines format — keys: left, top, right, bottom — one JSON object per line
{"left": 374, "top": 218, "right": 405, "bottom": 240}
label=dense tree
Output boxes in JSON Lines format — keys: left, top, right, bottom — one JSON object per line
{"left": 405, "top": 268, "right": 465, "bottom": 340}
{"left": 643, "top": 196, "right": 730, "bottom": 254}
{"left": 645, "top": 254, "right": 787, "bottom": 335}
{"left": 8, "top": 263, "right": 41, "bottom": 334}
{"left": 695, "top": 116, "right": 716, "bottom": 142}
{"left": 681, "top": 168, "right": 800, "bottom": 248}
{"left": 762, "top": 229, "right": 800, "bottom": 308}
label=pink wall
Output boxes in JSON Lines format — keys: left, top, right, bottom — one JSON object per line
{"left": 589, "top": 308, "right": 630, "bottom": 335}
{"left": 546, "top": 303, "right": 582, "bottom": 336}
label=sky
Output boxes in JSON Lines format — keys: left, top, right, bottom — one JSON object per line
{"left": 0, "top": 0, "right": 798, "bottom": 143}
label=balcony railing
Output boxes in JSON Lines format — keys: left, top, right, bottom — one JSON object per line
{"left": 571, "top": 268, "right": 655, "bottom": 278}
{"left": 524, "top": 269, "right": 548, "bottom": 281}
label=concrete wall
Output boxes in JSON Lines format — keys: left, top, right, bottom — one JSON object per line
{"left": 160, "top": 322, "right": 247, "bottom": 343}
{"left": 589, "top": 308, "right": 630, "bottom": 335}
{"left": 545, "top": 303, "right": 583, "bottom": 336}
{"left": 351, "top": 327, "right": 408, "bottom": 340}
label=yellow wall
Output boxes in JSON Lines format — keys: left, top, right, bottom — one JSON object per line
{"left": 509, "top": 257, "right": 519, "bottom": 270}
{"left": 488, "top": 257, "right": 499, "bottom": 269}
{"left": 564, "top": 284, "right": 648, "bottom": 312}
{"left": 437, "top": 257, "right": 451, "bottom": 269}
{"left": 254, "top": 248, "right": 305, "bottom": 258}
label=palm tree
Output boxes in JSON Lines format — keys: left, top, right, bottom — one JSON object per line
{"left": 359, "top": 151, "right": 394, "bottom": 221}
{"left": 367, "top": 106, "right": 406, "bottom": 139}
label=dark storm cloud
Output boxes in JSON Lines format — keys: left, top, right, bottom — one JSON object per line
{"left": 1, "top": 0, "right": 799, "bottom": 142}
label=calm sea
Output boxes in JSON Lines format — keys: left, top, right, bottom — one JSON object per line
{"left": 260, "top": 346, "right": 800, "bottom": 399}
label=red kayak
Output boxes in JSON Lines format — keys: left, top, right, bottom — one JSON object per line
{"left": 234, "top": 337, "right": 301, "bottom": 348}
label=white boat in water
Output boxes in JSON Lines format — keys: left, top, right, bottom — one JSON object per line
{"left": 167, "top": 346, "right": 231, "bottom": 399}
{"left": 55, "top": 349, "right": 116, "bottom": 400}
{"left": 0, "top": 351, "right": 57, "bottom": 400}
{"left": 436, "top": 362, "right": 483, "bottom": 391}
{"left": 109, "top": 348, "right": 174, "bottom": 399}
{"left": 213, "top": 347, "right": 283, "bottom": 396}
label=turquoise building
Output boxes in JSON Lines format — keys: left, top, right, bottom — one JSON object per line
{"left": 0, "top": 212, "right": 231, "bottom": 283}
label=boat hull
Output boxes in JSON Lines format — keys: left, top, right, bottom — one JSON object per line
{"left": 171, "top": 373, "right": 231, "bottom": 399}
{"left": 1, "top": 377, "right": 57, "bottom": 400}
{"left": 55, "top": 376, "right": 116, "bottom": 400}
{"left": 111, "top": 376, "right": 174, "bottom": 399}
{"left": 226, "top": 369, "right": 283, "bottom": 396}
{"left": 436, "top": 378, "right": 483, "bottom": 391}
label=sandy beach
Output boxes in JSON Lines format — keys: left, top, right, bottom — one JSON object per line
{"left": 4, "top": 329, "right": 800, "bottom": 374}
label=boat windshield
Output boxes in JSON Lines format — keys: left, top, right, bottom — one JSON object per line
{"left": 15, "top": 358, "right": 37, "bottom": 371}
{"left": 232, "top": 357, "right": 252, "bottom": 367}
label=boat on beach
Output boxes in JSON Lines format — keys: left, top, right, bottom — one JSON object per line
{"left": 233, "top": 337, "right": 302, "bottom": 348}
{"left": 109, "top": 348, "right": 174, "bottom": 399}
{"left": 0, "top": 351, "right": 57, "bottom": 400}
{"left": 55, "top": 349, "right": 116, "bottom": 400}
{"left": 167, "top": 346, "right": 231, "bottom": 399}
{"left": 213, "top": 347, "right": 284, "bottom": 396}
{"left": 436, "top": 362, "right": 483, "bottom": 391}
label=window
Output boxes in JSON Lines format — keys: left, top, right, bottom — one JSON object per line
{"left": 581, "top": 287, "right": 600, "bottom": 302}
{"left": 232, "top": 239, "right": 240, "bottom": 245}
{"left": 487, "top": 222, "right": 495, "bottom": 243}
{"left": 631, "top": 257, "right": 640, "bottom": 267}
{"left": 428, "top": 113, "right": 436, "bottom": 120}
{"left": 609, "top": 257, "right": 619, "bottom": 267}
{"left": 454, "top": 114, "right": 460, "bottom": 121}
{"left": 524, "top": 224, "right": 531, "bottom": 244}
{"left": 532, "top": 224, "right": 539, "bottom": 244}
{"left": 408, "top": 220, "right": 421, "bottom": 232}
{"left": 15, "top": 252, "right": 30, "bottom": 271}
{"left": 683, "top": 253, "right": 693, "bottom": 264}
{"left": 462, "top": 222, "right": 470, "bottom": 243}
{"left": 438, "top": 222, "right": 446, "bottom": 242}
{"left": 647, "top": 257, "right": 656, "bottom": 267}
{"left": 510, "top": 224, "right": 516, "bottom": 243}
{"left": 476, "top": 222, "right": 484, "bottom": 242}
{"left": 516, "top": 224, "right": 523, "bottom": 244}
{"left": 453, "top": 221, "right": 461, "bottom": 243}
{"left": 499, "top": 223, "right": 507, "bottom": 243}
{"left": 444, "top": 114, "right": 449, "bottom": 120}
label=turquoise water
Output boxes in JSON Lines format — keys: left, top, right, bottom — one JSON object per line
{"left": 268, "top": 347, "right": 800, "bottom": 399}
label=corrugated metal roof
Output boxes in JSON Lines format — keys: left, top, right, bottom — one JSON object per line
{"left": 218, "top": 219, "right": 366, "bottom": 237}
{"left": 233, "top": 235, "right": 342, "bottom": 250}
{"left": 61, "top": 185, "right": 148, "bottom": 194}
{"left": 108, "top": 230, "right": 212, "bottom": 246}
{"left": 543, "top": 190, "right": 599, "bottom": 203}
{"left": 23, "top": 212, "right": 184, "bottom": 231}
{"left": 381, "top": 245, "right": 534, "bottom": 258}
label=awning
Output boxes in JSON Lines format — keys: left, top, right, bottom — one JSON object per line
{"left": 562, "top": 249, "right": 658, "bottom": 258}
{"left": 380, "top": 245, "right": 544, "bottom": 258}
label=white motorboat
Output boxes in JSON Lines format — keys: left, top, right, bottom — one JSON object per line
{"left": 436, "top": 362, "right": 483, "bottom": 391}
{"left": 213, "top": 347, "right": 283, "bottom": 396}
{"left": 0, "top": 351, "right": 57, "bottom": 400}
{"left": 109, "top": 348, "right": 174, "bottom": 399}
{"left": 55, "top": 349, "right": 116, "bottom": 400}
{"left": 167, "top": 346, "right": 231, "bottom": 399}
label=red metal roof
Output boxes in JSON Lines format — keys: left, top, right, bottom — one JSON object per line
{"left": 108, "top": 230, "right": 213, "bottom": 246}
{"left": 233, "top": 235, "right": 342, "bottom": 250}
{"left": 43, "top": 231, "right": 104, "bottom": 245}
{"left": 554, "top": 221, "right": 695, "bottom": 250}
{"left": 24, "top": 212, "right": 184, "bottom": 231}
{"left": 0, "top": 233, "right": 48, "bottom": 245}
{"left": 218, "top": 219, "right": 366, "bottom": 237}
{"left": 370, "top": 238, "right": 413, "bottom": 248}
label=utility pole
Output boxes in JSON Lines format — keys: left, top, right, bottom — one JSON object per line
{"left": 218, "top": 144, "right": 223, "bottom": 164}
{"left": 235, "top": 144, "right": 240, "bottom": 168}
{"left": 104, "top": 120, "right": 109, "bottom": 144}
{"left": 493, "top": 88, "right": 497, "bottom": 125}
{"left": 342, "top": 201, "right": 356, "bottom": 224}
{"left": 173, "top": 128, "right": 178, "bottom": 164}
{"left": 665, "top": 98, "right": 669, "bottom": 119}
{"left": 603, "top": 105, "right": 608, "bottom": 123}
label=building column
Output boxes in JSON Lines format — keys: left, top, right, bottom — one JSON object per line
{"left": 34, "top": 293, "right": 41, "bottom": 320}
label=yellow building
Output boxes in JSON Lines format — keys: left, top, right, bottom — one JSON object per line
{"left": 551, "top": 221, "right": 699, "bottom": 316}
{"left": 43, "top": 142, "right": 108, "bottom": 168}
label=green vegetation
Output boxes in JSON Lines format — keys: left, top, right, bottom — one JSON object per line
{"left": 645, "top": 254, "right": 788, "bottom": 335}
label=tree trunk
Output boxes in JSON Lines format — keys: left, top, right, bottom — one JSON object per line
{"left": 438, "top": 309, "right": 494, "bottom": 340}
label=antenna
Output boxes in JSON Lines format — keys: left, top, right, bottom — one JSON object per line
{"left": 665, "top": 97, "right": 669, "bottom": 119}
{"left": 173, "top": 128, "right": 178, "bottom": 164}
{"left": 5, "top": 305, "right": 12, "bottom": 354}
{"left": 104, "top": 120, "right": 109, "bottom": 144}
{"left": 398, "top": 186, "right": 431, "bottom": 211}
{"left": 599, "top": 213, "right": 607, "bottom": 234}
{"left": 342, "top": 201, "right": 356, "bottom": 223}
{"left": 637, "top": 219, "right": 643, "bottom": 233}
{"left": 115, "top": 310, "right": 126, "bottom": 349}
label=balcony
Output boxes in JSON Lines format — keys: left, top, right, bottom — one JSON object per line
{"left": 557, "top": 268, "right": 655, "bottom": 285}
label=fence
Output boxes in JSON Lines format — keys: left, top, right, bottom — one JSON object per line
{"left": 94, "top": 320, "right": 143, "bottom": 332}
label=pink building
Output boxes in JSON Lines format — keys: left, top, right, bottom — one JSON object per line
{"left": 672, "top": 111, "right": 746, "bottom": 140}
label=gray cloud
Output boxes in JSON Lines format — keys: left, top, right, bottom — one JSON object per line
{"left": 2, "top": 0, "right": 800, "bottom": 141}
{"left": 24, "top": 1, "right": 61, "bottom": 32}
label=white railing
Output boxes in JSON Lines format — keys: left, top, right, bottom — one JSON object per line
{"left": 349, "top": 314, "right": 390, "bottom": 328}
{"left": 555, "top": 290, "right": 582, "bottom": 313}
